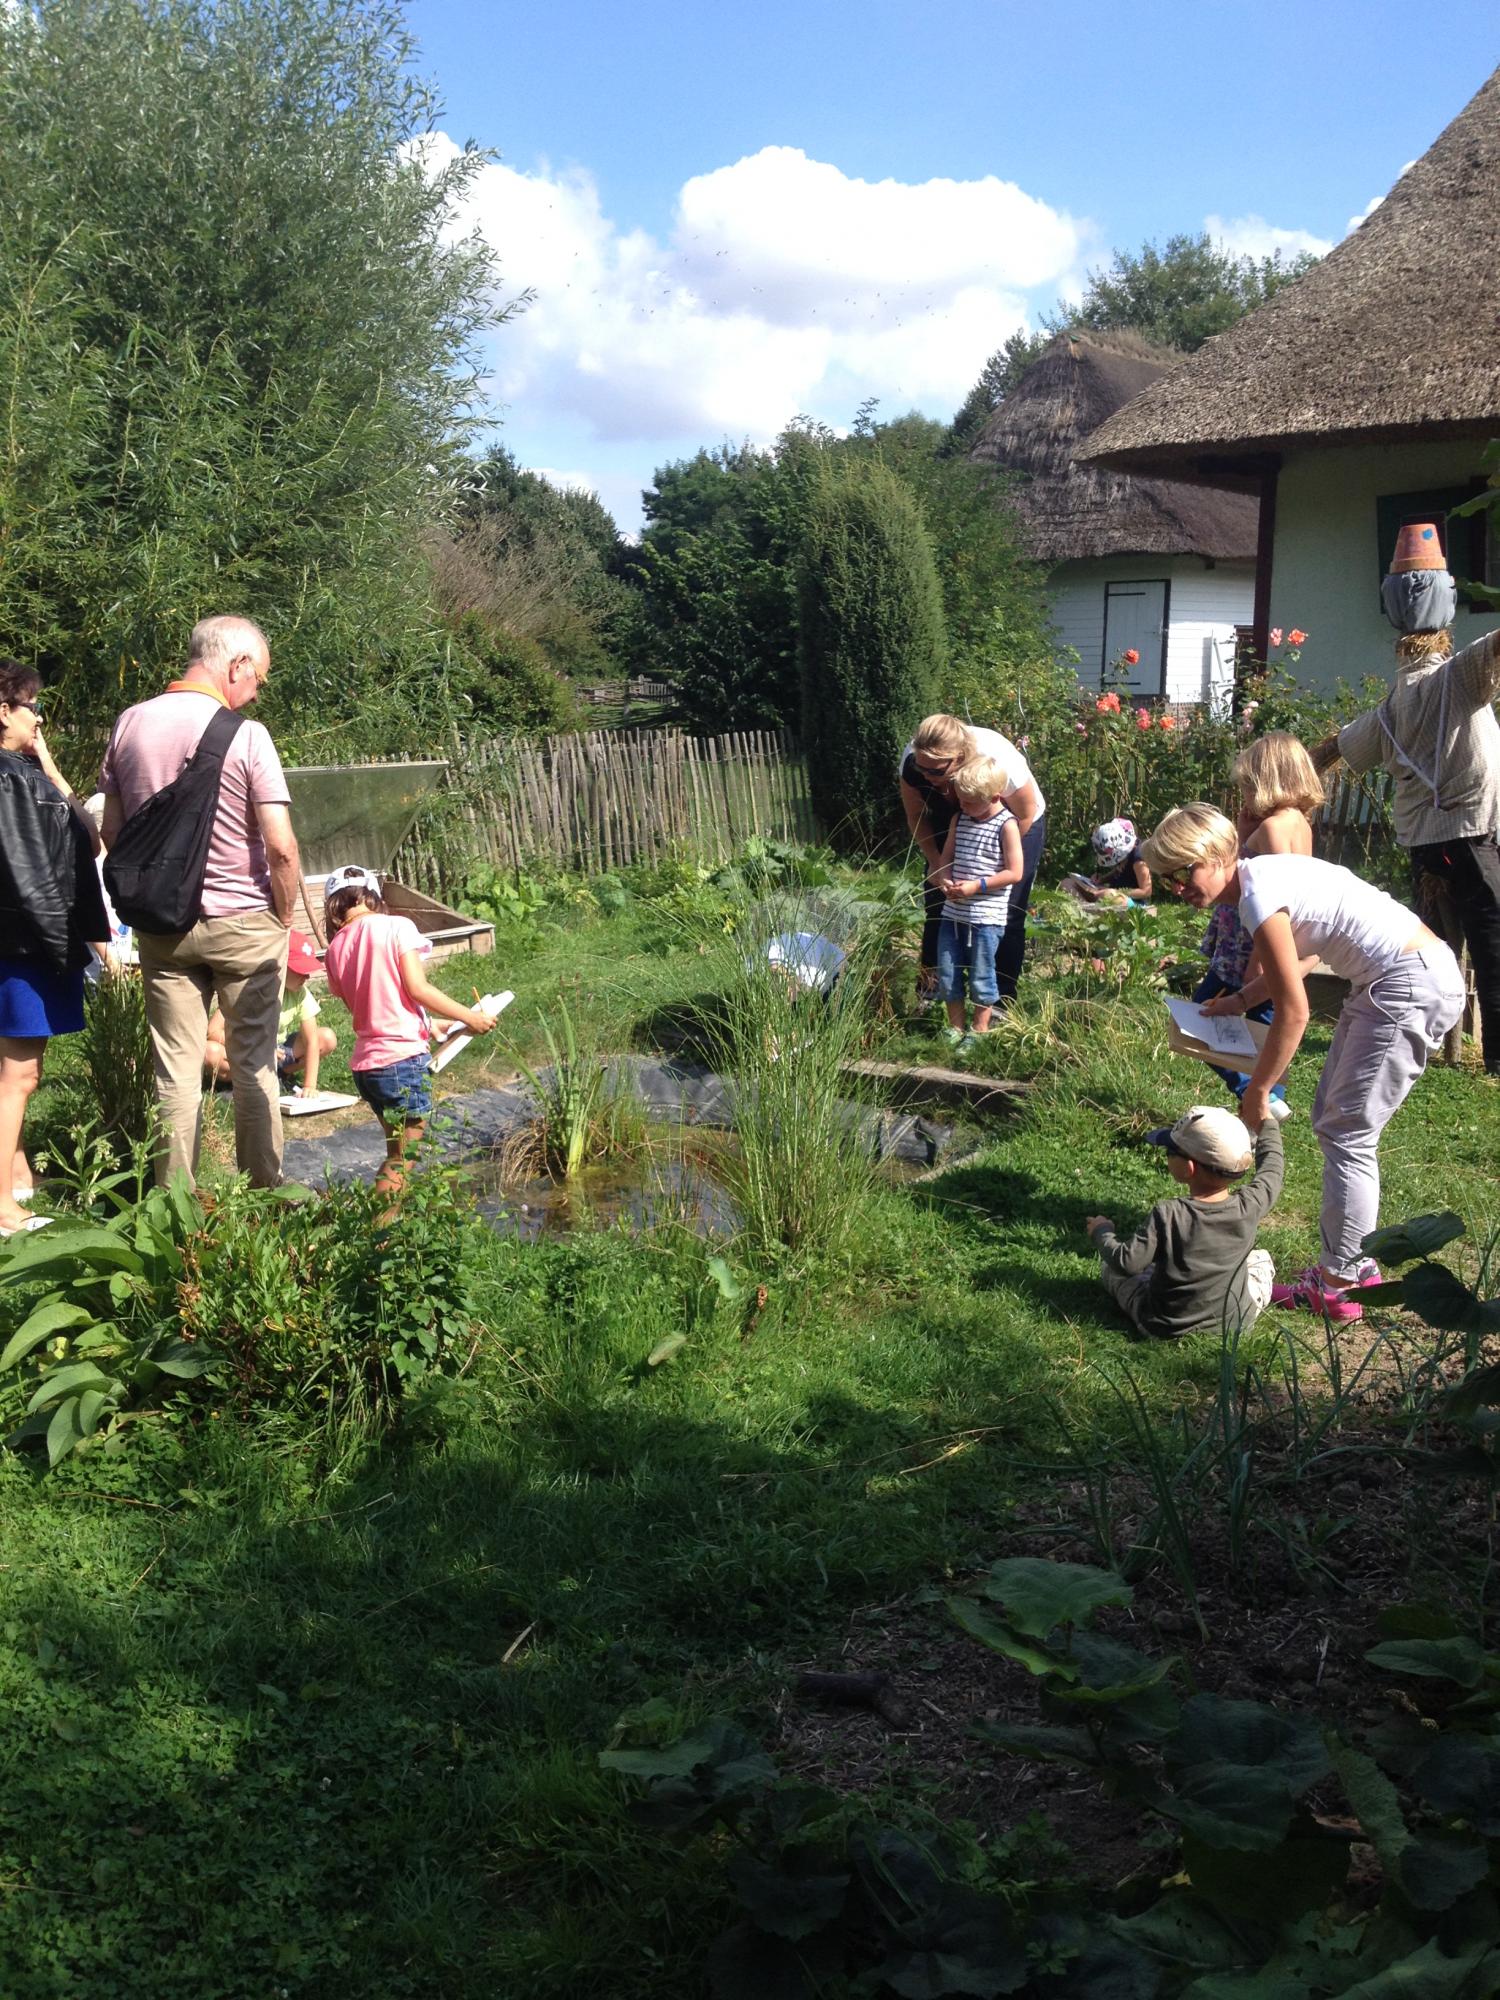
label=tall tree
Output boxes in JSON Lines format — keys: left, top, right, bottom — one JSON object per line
{"left": 0, "top": 0, "right": 508, "bottom": 757}
{"left": 798, "top": 458, "right": 944, "bottom": 847}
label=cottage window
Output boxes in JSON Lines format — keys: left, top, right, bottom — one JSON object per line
{"left": 1374, "top": 483, "right": 1495, "bottom": 608}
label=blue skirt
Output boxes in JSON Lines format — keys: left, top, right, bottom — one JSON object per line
{"left": 0, "top": 957, "right": 86, "bottom": 1038}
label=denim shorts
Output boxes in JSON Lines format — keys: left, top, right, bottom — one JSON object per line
{"left": 354, "top": 1053, "right": 433, "bottom": 1124}
{"left": 936, "top": 919, "right": 1002, "bottom": 1005}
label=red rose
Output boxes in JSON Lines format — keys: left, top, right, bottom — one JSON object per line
{"left": 1124, "top": 648, "right": 1140, "bottom": 666}
{"left": 1288, "top": 628, "right": 1307, "bottom": 646}
{"left": 1158, "top": 714, "right": 1176, "bottom": 731}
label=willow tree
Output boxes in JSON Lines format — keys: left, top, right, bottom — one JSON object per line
{"left": 0, "top": 0, "right": 510, "bottom": 756}
{"left": 798, "top": 458, "right": 944, "bottom": 847}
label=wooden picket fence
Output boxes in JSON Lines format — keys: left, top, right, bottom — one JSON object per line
{"left": 386, "top": 725, "right": 817, "bottom": 891}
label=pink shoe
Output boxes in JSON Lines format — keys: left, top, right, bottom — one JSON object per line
{"left": 1270, "top": 1266, "right": 1382, "bottom": 1323}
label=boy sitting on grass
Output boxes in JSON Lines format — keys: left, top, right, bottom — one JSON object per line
{"left": 204, "top": 929, "right": 335, "bottom": 1096}
{"left": 1085, "top": 1104, "right": 1283, "bottom": 1339}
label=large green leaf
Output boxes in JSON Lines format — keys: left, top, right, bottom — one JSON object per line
{"left": 1045, "top": 1632, "right": 1174, "bottom": 1711}
{"left": 1396, "top": 1264, "right": 1500, "bottom": 1339}
{"left": 75, "top": 1388, "right": 111, "bottom": 1436}
{"left": 26, "top": 1361, "right": 112, "bottom": 1415}
{"left": 1328, "top": 1742, "right": 1411, "bottom": 1871}
{"left": 45, "top": 1396, "right": 82, "bottom": 1467}
{"left": 0, "top": 1225, "right": 143, "bottom": 1283}
{"left": 1410, "top": 1737, "right": 1500, "bottom": 1835}
{"left": 1113, "top": 1891, "right": 1246, "bottom": 1971}
{"left": 979, "top": 1558, "right": 1133, "bottom": 1637}
{"left": 0, "top": 1300, "right": 93, "bottom": 1370}
{"left": 1360, "top": 1214, "right": 1467, "bottom": 1265}
{"left": 1365, "top": 1639, "right": 1486, "bottom": 1690}
{"left": 1160, "top": 1764, "right": 1305, "bottom": 1852}
{"left": 150, "top": 1340, "right": 212, "bottom": 1380}
{"left": 1397, "top": 1835, "right": 1492, "bottom": 1912}
{"left": 599, "top": 1719, "right": 768, "bottom": 1782}
{"left": 726, "top": 1846, "right": 849, "bottom": 1943}
{"left": 947, "top": 1598, "right": 1075, "bottom": 1679}
{"left": 1182, "top": 1819, "right": 1350, "bottom": 1925}
{"left": 1330, "top": 1936, "right": 1497, "bottom": 2000}
{"left": 969, "top": 1721, "right": 1100, "bottom": 1766}
{"left": 1168, "top": 1698, "right": 1331, "bottom": 1797}
{"left": 1446, "top": 1363, "right": 1500, "bottom": 1423}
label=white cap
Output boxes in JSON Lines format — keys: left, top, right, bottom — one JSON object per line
{"left": 323, "top": 864, "right": 382, "bottom": 898}
{"left": 1146, "top": 1103, "right": 1254, "bottom": 1176}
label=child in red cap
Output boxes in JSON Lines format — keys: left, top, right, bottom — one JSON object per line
{"left": 203, "top": 929, "right": 334, "bottom": 1096}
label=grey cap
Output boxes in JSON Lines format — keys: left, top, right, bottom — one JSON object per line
{"left": 1145, "top": 1104, "right": 1255, "bottom": 1176}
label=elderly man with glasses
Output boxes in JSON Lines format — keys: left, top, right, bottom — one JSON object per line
{"left": 99, "top": 615, "right": 301, "bottom": 1188}
{"left": 898, "top": 712, "right": 1047, "bottom": 1009}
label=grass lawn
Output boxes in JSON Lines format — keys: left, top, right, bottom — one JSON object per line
{"left": 4, "top": 875, "right": 1498, "bottom": 1995}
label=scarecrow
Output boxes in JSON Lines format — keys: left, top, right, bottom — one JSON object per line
{"left": 1315, "top": 521, "right": 1500, "bottom": 1073}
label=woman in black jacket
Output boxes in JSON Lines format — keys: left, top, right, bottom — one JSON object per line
{"left": 0, "top": 661, "right": 108, "bottom": 1233}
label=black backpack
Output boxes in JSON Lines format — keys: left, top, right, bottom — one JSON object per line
{"left": 104, "top": 706, "right": 249, "bottom": 934}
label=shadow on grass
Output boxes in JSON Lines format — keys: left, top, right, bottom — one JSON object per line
{"left": 0, "top": 1332, "right": 1052, "bottom": 1998}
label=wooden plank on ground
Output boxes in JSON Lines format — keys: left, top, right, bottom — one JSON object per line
{"left": 842, "top": 1059, "right": 1033, "bottom": 1114}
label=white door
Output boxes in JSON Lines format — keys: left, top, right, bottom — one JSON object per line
{"left": 1102, "top": 580, "right": 1169, "bottom": 694}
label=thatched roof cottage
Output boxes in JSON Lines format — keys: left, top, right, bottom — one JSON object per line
{"left": 971, "top": 331, "right": 1257, "bottom": 705}
{"left": 1077, "top": 65, "right": 1500, "bottom": 690}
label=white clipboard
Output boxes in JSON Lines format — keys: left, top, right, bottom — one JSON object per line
{"left": 430, "top": 991, "right": 514, "bottom": 1073}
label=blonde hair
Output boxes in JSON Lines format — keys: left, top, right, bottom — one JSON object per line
{"left": 1141, "top": 803, "right": 1239, "bottom": 876}
{"left": 952, "top": 752, "right": 1010, "bottom": 807}
{"left": 912, "top": 713, "right": 972, "bottom": 761}
{"left": 1232, "top": 730, "right": 1324, "bottom": 820}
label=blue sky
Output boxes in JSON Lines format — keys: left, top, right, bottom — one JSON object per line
{"left": 406, "top": 1, "right": 1498, "bottom": 531}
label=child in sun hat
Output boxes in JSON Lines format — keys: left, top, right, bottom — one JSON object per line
{"left": 204, "top": 928, "right": 333, "bottom": 1094}
{"left": 1060, "top": 817, "right": 1152, "bottom": 904}
{"left": 321, "top": 865, "right": 498, "bottom": 1194}
{"left": 1085, "top": 1102, "right": 1284, "bottom": 1339}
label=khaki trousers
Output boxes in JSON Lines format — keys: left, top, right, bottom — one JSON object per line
{"left": 1101, "top": 1249, "right": 1274, "bottom": 1338}
{"left": 137, "top": 910, "right": 289, "bottom": 1188}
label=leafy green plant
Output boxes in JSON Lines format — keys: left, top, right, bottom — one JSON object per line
{"left": 0, "top": 1176, "right": 213, "bottom": 1464}
{"left": 510, "top": 1002, "right": 646, "bottom": 1181}
{"left": 599, "top": 1700, "right": 1153, "bottom": 2000}
{"left": 60, "top": 968, "right": 158, "bottom": 1160}
{"left": 954, "top": 1556, "right": 1500, "bottom": 1996}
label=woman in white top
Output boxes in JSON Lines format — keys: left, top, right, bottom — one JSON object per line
{"left": 898, "top": 714, "right": 1047, "bottom": 1007}
{"left": 1143, "top": 802, "right": 1466, "bottom": 1322}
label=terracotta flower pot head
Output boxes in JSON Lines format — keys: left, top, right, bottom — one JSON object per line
{"left": 1390, "top": 521, "right": 1446, "bottom": 573}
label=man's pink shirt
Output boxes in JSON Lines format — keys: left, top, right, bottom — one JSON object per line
{"left": 99, "top": 690, "right": 290, "bottom": 918}
{"left": 324, "top": 913, "right": 432, "bottom": 1071}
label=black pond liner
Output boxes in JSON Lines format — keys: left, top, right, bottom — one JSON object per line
{"left": 280, "top": 1056, "right": 961, "bottom": 1237}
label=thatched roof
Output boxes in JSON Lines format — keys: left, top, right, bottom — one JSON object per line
{"left": 1079, "top": 65, "right": 1500, "bottom": 478}
{"left": 969, "top": 330, "right": 1258, "bottom": 560}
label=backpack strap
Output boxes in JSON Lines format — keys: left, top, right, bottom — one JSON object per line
{"left": 189, "top": 704, "right": 249, "bottom": 774}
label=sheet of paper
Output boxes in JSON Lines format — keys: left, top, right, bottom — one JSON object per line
{"left": 430, "top": 991, "right": 514, "bottom": 1073}
{"left": 279, "top": 1091, "right": 360, "bottom": 1116}
{"left": 1165, "top": 997, "right": 1259, "bottom": 1061}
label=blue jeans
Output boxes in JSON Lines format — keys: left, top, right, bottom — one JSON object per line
{"left": 922, "top": 814, "right": 1047, "bottom": 1005}
{"left": 1193, "top": 970, "right": 1285, "bottom": 1104}
{"left": 937, "top": 919, "right": 1002, "bottom": 1005}
{"left": 354, "top": 1053, "right": 433, "bottom": 1125}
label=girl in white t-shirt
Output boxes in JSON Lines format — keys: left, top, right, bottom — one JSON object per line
{"left": 1143, "top": 803, "right": 1465, "bottom": 1322}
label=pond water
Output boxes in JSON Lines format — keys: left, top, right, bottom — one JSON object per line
{"left": 280, "top": 1056, "right": 964, "bottom": 1241}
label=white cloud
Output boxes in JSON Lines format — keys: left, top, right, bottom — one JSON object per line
{"left": 1346, "top": 162, "right": 1414, "bottom": 233}
{"left": 531, "top": 466, "right": 601, "bottom": 495}
{"left": 435, "top": 138, "right": 1086, "bottom": 446}
{"left": 1204, "top": 211, "right": 1334, "bottom": 263}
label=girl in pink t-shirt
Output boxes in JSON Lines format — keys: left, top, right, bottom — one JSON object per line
{"left": 322, "top": 865, "right": 496, "bottom": 1193}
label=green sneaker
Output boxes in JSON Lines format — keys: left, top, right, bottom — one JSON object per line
{"left": 955, "top": 1032, "right": 980, "bottom": 1056}
{"left": 941, "top": 1026, "right": 964, "bottom": 1048}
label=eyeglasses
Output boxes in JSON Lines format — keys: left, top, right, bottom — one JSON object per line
{"left": 1156, "top": 864, "right": 1193, "bottom": 892}
{"left": 913, "top": 756, "right": 956, "bottom": 779}
{"left": 9, "top": 697, "right": 41, "bottom": 716}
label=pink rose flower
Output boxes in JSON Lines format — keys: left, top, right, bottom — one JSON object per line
{"left": 1135, "top": 708, "right": 1152, "bottom": 731}
{"left": 1268, "top": 627, "right": 1283, "bottom": 648}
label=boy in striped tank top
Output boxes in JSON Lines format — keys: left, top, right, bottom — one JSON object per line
{"left": 935, "top": 755, "right": 1024, "bottom": 1051}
